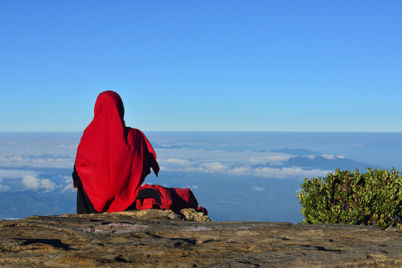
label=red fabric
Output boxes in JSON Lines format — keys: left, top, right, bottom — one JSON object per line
{"left": 135, "top": 184, "right": 172, "bottom": 210}
{"left": 75, "top": 91, "right": 159, "bottom": 213}
{"left": 135, "top": 184, "right": 208, "bottom": 215}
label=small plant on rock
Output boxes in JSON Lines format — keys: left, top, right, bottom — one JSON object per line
{"left": 297, "top": 168, "right": 401, "bottom": 229}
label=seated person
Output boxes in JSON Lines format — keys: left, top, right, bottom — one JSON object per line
{"left": 73, "top": 91, "right": 206, "bottom": 215}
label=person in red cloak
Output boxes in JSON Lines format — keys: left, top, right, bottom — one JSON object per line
{"left": 73, "top": 91, "right": 159, "bottom": 213}
{"left": 73, "top": 91, "right": 207, "bottom": 215}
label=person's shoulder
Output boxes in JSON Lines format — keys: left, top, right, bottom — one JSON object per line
{"left": 126, "top": 127, "right": 147, "bottom": 139}
{"left": 127, "top": 127, "right": 143, "bottom": 134}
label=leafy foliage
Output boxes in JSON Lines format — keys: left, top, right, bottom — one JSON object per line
{"left": 297, "top": 168, "right": 401, "bottom": 229}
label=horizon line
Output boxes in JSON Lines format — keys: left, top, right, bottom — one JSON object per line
{"left": 1, "top": 130, "right": 402, "bottom": 134}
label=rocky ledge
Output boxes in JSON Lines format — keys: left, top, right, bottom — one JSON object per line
{"left": 0, "top": 209, "right": 401, "bottom": 267}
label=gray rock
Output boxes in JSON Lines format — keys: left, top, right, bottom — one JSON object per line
{"left": 0, "top": 209, "right": 400, "bottom": 267}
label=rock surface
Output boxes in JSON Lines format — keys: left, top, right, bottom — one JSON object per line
{"left": 0, "top": 209, "right": 401, "bottom": 267}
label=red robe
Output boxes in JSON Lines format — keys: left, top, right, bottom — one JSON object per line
{"left": 75, "top": 91, "right": 159, "bottom": 212}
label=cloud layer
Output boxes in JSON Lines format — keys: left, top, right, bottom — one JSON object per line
{"left": 0, "top": 133, "right": 367, "bottom": 192}
{"left": 158, "top": 149, "right": 334, "bottom": 179}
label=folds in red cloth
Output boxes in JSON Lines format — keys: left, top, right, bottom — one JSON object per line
{"left": 135, "top": 184, "right": 208, "bottom": 215}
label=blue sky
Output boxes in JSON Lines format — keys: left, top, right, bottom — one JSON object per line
{"left": 1, "top": 0, "right": 401, "bottom": 132}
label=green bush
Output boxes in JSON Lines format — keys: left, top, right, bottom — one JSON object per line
{"left": 297, "top": 168, "right": 401, "bottom": 229}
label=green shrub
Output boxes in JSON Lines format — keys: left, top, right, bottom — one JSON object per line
{"left": 297, "top": 168, "right": 401, "bottom": 229}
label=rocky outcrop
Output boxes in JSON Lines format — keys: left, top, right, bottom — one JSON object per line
{"left": 0, "top": 209, "right": 401, "bottom": 267}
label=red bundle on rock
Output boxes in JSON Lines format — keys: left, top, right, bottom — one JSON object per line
{"left": 135, "top": 184, "right": 207, "bottom": 214}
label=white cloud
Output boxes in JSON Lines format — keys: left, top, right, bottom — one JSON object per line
{"left": 165, "top": 158, "right": 190, "bottom": 165}
{"left": 22, "top": 175, "right": 40, "bottom": 190}
{"left": 254, "top": 186, "right": 265, "bottom": 191}
{"left": 159, "top": 157, "right": 193, "bottom": 171}
{"left": 0, "top": 169, "right": 37, "bottom": 180}
{"left": 174, "top": 167, "right": 206, "bottom": 173}
{"left": 203, "top": 162, "right": 226, "bottom": 172}
{"left": 62, "top": 176, "right": 75, "bottom": 192}
{"left": 40, "top": 178, "right": 56, "bottom": 192}
{"left": 231, "top": 167, "right": 248, "bottom": 175}
{"left": 0, "top": 136, "right": 77, "bottom": 169}
{"left": 58, "top": 144, "right": 78, "bottom": 149}
{"left": 0, "top": 170, "right": 60, "bottom": 192}
{"left": 322, "top": 154, "right": 336, "bottom": 160}
{"left": 0, "top": 154, "right": 74, "bottom": 169}
{"left": 249, "top": 154, "right": 294, "bottom": 166}
{"left": 21, "top": 175, "right": 56, "bottom": 192}
{"left": 254, "top": 167, "right": 330, "bottom": 179}
{"left": 321, "top": 154, "right": 345, "bottom": 160}
{"left": 230, "top": 164, "right": 331, "bottom": 179}
{"left": 183, "top": 185, "right": 199, "bottom": 189}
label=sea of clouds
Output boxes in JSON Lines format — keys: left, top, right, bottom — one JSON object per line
{"left": 2, "top": 132, "right": 399, "bottom": 221}
{"left": 0, "top": 132, "right": 350, "bottom": 194}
